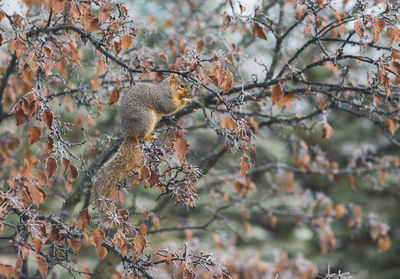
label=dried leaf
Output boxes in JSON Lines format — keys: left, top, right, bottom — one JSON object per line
{"left": 183, "top": 268, "right": 195, "bottom": 279}
{"left": 27, "top": 184, "right": 46, "bottom": 207}
{"left": 174, "top": 134, "right": 190, "bottom": 159}
{"left": 221, "top": 71, "right": 233, "bottom": 93}
{"left": 372, "top": 17, "right": 385, "bottom": 45}
{"left": 354, "top": 19, "right": 364, "bottom": 38}
{"left": 271, "top": 83, "right": 283, "bottom": 105}
{"left": 0, "top": 264, "right": 12, "bottom": 279}
{"left": 196, "top": 39, "right": 204, "bottom": 53}
{"left": 244, "top": 220, "right": 250, "bottom": 234}
{"left": 53, "top": 0, "right": 65, "bottom": 14}
{"left": 68, "top": 164, "right": 79, "bottom": 181}
{"left": 240, "top": 153, "right": 251, "bottom": 177}
{"left": 82, "top": 267, "right": 91, "bottom": 279}
{"left": 270, "top": 215, "right": 277, "bottom": 228}
{"left": 91, "top": 78, "right": 102, "bottom": 91}
{"left": 61, "top": 157, "right": 70, "bottom": 173}
{"left": 133, "top": 234, "right": 147, "bottom": 254}
{"left": 220, "top": 118, "right": 236, "bottom": 130}
{"left": 252, "top": 22, "right": 267, "bottom": 40}
{"left": 386, "top": 27, "right": 400, "bottom": 46}
{"left": 90, "top": 228, "right": 104, "bottom": 248}
{"left": 121, "top": 34, "right": 132, "bottom": 53}
{"left": 28, "top": 126, "right": 42, "bottom": 144}
{"left": 98, "top": 2, "right": 113, "bottom": 24}
{"left": 335, "top": 204, "right": 345, "bottom": 218}
{"left": 78, "top": 208, "right": 91, "bottom": 231}
{"left": 96, "top": 59, "right": 107, "bottom": 76}
{"left": 31, "top": 235, "right": 42, "bottom": 253}
{"left": 378, "top": 235, "right": 391, "bottom": 253}
{"left": 138, "top": 165, "right": 150, "bottom": 180}
{"left": 139, "top": 223, "right": 148, "bottom": 235}
{"left": 45, "top": 157, "right": 58, "bottom": 179}
{"left": 222, "top": 12, "right": 230, "bottom": 32}
{"left": 108, "top": 87, "right": 119, "bottom": 106}
{"left": 322, "top": 122, "right": 333, "bottom": 140}
{"left": 36, "top": 256, "right": 48, "bottom": 279}
{"left": 276, "top": 94, "right": 300, "bottom": 111}
{"left": 113, "top": 40, "right": 122, "bottom": 54}
{"left": 41, "top": 110, "right": 54, "bottom": 130}
{"left": 96, "top": 246, "right": 107, "bottom": 261}
{"left": 68, "top": 238, "right": 82, "bottom": 253}
{"left": 386, "top": 118, "right": 398, "bottom": 135}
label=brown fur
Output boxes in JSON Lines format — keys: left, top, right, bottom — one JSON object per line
{"left": 93, "top": 74, "right": 191, "bottom": 205}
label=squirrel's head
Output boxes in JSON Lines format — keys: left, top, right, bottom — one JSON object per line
{"left": 167, "top": 73, "right": 192, "bottom": 105}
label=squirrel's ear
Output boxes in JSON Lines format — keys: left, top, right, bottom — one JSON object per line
{"left": 169, "top": 73, "right": 178, "bottom": 81}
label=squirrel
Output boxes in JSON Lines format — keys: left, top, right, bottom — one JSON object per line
{"left": 93, "top": 73, "right": 192, "bottom": 205}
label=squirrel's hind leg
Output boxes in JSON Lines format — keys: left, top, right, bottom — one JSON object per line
{"left": 122, "top": 107, "right": 157, "bottom": 140}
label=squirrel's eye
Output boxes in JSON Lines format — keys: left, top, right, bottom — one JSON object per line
{"left": 180, "top": 84, "right": 185, "bottom": 88}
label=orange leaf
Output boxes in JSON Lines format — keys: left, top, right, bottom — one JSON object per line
{"left": 372, "top": 17, "right": 385, "bottom": 45}
{"left": 91, "top": 78, "right": 102, "bottom": 91}
{"left": 31, "top": 235, "right": 42, "bottom": 253}
{"left": 221, "top": 71, "right": 233, "bottom": 93}
{"left": 276, "top": 94, "right": 300, "bottom": 111}
{"left": 56, "top": 57, "right": 68, "bottom": 78}
{"left": 114, "top": 40, "right": 122, "bottom": 54}
{"left": 78, "top": 208, "right": 91, "bottom": 231}
{"left": 28, "top": 126, "right": 42, "bottom": 144}
{"left": 52, "top": 0, "right": 65, "bottom": 14}
{"left": 45, "top": 157, "right": 58, "bottom": 179}
{"left": 68, "top": 238, "right": 82, "bottom": 253}
{"left": 335, "top": 204, "right": 346, "bottom": 218}
{"left": 386, "top": 118, "right": 398, "bottom": 135}
{"left": 139, "top": 223, "right": 148, "bottom": 235}
{"left": 174, "top": 133, "right": 190, "bottom": 159}
{"left": 96, "top": 59, "right": 107, "bottom": 76}
{"left": 386, "top": 27, "right": 400, "bottom": 46}
{"left": 121, "top": 34, "right": 132, "bottom": 53}
{"left": 138, "top": 165, "right": 150, "bottom": 180}
{"left": 222, "top": 12, "right": 230, "bottom": 32}
{"left": 96, "top": 246, "right": 108, "bottom": 261}
{"left": 82, "top": 267, "right": 91, "bottom": 279}
{"left": 243, "top": 220, "right": 250, "bottom": 234}
{"left": 108, "top": 87, "right": 119, "bottom": 106}
{"left": 240, "top": 153, "right": 251, "bottom": 177}
{"left": 27, "top": 184, "right": 46, "bottom": 207}
{"left": 354, "top": 19, "right": 364, "bottom": 38}
{"left": 322, "top": 122, "right": 333, "bottom": 140}
{"left": 270, "top": 215, "right": 277, "bottom": 228}
{"left": 378, "top": 235, "right": 391, "bottom": 253}
{"left": 36, "top": 256, "right": 48, "bottom": 279}
{"left": 133, "top": 234, "right": 147, "bottom": 254}
{"left": 159, "top": 54, "right": 168, "bottom": 63}
{"left": 90, "top": 228, "right": 104, "bottom": 248}
{"left": 68, "top": 164, "right": 79, "bottom": 182}
{"left": 252, "top": 22, "right": 267, "bottom": 40}
{"left": 0, "top": 264, "right": 12, "bottom": 279}
{"left": 61, "top": 157, "right": 70, "bottom": 173}
{"left": 392, "top": 49, "right": 400, "bottom": 60}
{"left": 196, "top": 39, "right": 204, "bottom": 53}
{"left": 98, "top": 2, "right": 113, "bottom": 24}
{"left": 271, "top": 83, "right": 283, "bottom": 105}
{"left": 41, "top": 110, "right": 53, "bottom": 130}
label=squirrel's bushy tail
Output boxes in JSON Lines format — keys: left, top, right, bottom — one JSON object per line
{"left": 94, "top": 137, "right": 141, "bottom": 205}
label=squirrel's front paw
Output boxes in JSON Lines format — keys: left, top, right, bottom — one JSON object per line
{"left": 142, "top": 134, "right": 157, "bottom": 142}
